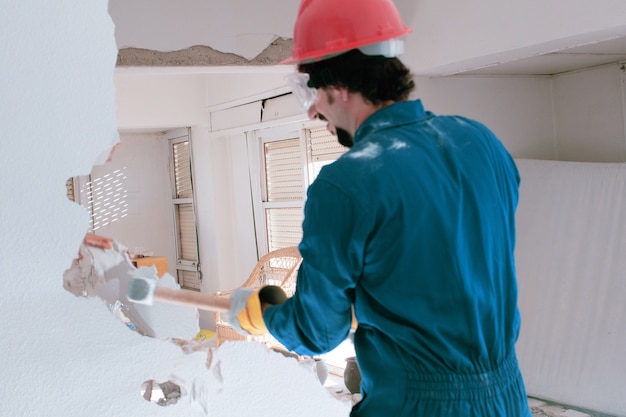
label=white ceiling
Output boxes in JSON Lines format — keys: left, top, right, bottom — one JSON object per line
{"left": 108, "top": 0, "right": 297, "bottom": 61}
{"left": 108, "top": 0, "right": 626, "bottom": 78}
{"left": 454, "top": 35, "right": 626, "bottom": 76}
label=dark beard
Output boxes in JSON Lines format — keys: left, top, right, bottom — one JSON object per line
{"left": 336, "top": 127, "right": 354, "bottom": 148}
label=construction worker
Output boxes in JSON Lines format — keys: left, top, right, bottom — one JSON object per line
{"left": 228, "top": 0, "right": 532, "bottom": 415}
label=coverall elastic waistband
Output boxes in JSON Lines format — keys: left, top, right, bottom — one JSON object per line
{"left": 405, "top": 354, "right": 523, "bottom": 401}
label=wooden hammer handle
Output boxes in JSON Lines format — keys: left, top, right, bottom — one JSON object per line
{"left": 153, "top": 286, "right": 231, "bottom": 313}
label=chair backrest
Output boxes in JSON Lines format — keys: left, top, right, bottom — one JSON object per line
{"left": 240, "top": 246, "right": 302, "bottom": 295}
{"left": 212, "top": 246, "right": 303, "bottom": 347}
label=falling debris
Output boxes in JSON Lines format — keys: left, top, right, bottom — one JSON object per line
{"left": 63, "top": 236, "right": 348, "bottom": 417}
{"left": 63, "top": 233, "right": 128, "bottom": 298}
{"left": 109, "top": 300, "right": 137, "bottom": 331}
{"left": 142, "top": 379, "right": 182, "bottom": 406}
{"left": 63, "top": 233, "right": 199, "bottom": 339}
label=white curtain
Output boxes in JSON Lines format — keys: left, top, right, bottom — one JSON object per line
{"left": 514, "top": 158, "right": 626, "bottom": 416}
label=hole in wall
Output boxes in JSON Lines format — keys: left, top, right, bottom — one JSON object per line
{"left": 60, "top": 106, "right": 219, "bottom": 411}
{"left": 56, "top": 7, "right": 293, "bottom": 409}
{"left": 63, "top": 142, "right": 140, "bottom": 332}
{"left": 62, "top": 134, "right": 217, "bottom": 407}
{"left": 62, "top": 139, "right": 196, "bottom": 341}
{"left": 141, "top": 379, "right": 182, "bottom": 406}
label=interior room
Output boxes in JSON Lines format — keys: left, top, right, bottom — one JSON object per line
{"left": 2, "top": 0, "right": 626, "bottom": 416}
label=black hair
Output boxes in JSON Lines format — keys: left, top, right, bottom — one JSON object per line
{"left": 298, "top": 49, "right": 415, "bottom": 105}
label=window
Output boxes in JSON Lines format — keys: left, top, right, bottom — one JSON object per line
{"left": 262, "top": 137, "right": 305, "bottom": 252}
{"left": 254, "top": 124, "right": 347, "bottom": 254}
{"left": 258, "top": 124, "right": 352, "bottom": 373}
{"left": 306, "top": 126, "right": 348, "bottom": 180}
{"left": 168, "top": 129, "right": 201, "bottom": 291}
{"left": 65, "top": 171, "right": 129, "bottom": 233}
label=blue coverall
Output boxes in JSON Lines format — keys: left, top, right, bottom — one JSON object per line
{"left": 264, "top": 100, "right": 531, "bottom": 417}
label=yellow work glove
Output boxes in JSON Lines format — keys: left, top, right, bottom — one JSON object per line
{"left": 227, "top": 286, "right": 287, "bottom": 336}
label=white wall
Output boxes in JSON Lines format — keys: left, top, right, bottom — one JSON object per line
{"left": 0, "top": 1, "right": 207, "bottom": 416}
{"left": 90, "top": 133, "right": 177, "bottom": 274}
{"left": 0, "top": 5, "right": 349, "bottom": 416}
{"left": 204, "top": 70, "right": 294, "bottom": 108}
{"left": 115, "top": 72, "right": 208, "bottom": 131}
{"left": 416, "top": 76, "right": 557, "bottom": 159}
{"left": 198, "top": 132, "right": 259, "bottom": 295}
{"left": 514, "top": 159, "right": 626, "bottom": 416}
{"left": 553, "top": 64, "right": 626, "bottom": 161}
{"left": 115, "top": 69, "right": 293, "bottom": 131}
{"left": 108, "top": 0, "right": 298, "bottom": 60}
{"left": 405, "top": 0, "right": 626, "bottom": 75}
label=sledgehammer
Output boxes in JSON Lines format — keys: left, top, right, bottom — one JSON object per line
{"left": 126, "top": 276, "right": 231, "bottom": 312}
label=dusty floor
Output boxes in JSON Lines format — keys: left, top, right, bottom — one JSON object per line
{"left": 529, "top": 397, "right": 617, "bottom": 417}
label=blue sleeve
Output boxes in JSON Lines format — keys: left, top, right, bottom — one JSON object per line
{"left": 263, "top": 177, "right": 369, "bottom": 356}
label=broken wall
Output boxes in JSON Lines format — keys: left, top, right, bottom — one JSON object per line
{"left": 0, "top": 1, "right": 348, "bottom": 416}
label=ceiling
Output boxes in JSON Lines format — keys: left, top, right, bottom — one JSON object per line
{"left": 108, "top": 0, "right": 626, "bottom": 79}
{"left": 455, "top": 35, "right": 626, "bottom": 76}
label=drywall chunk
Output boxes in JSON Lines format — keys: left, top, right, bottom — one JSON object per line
{"left": 141, "top": 379, "right": 182, "bottom": 406}
{"left": 63, "top": 234, "right": 199, "bottom": 339}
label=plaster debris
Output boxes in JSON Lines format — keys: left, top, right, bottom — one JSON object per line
{"left": 142, "top": 379, "right": 182, "bottom": 406}
{"left": 347, "top": 142, "right": 383, "bottom": 160}
{"left": 63, "top": 234, "right": 199, "bottom": 339}
{"left": 116, "top": 37, "right": 293, "bottom": 66}
{"left": 389, "top": 139, "right": 408, "bottom": 150}
{"left": 136, "top": 341, "right": 350, "bottom": 416}
{"left": 63, "top": 235, "right": 130, "bottom": 297}
{"left": 528, "top": 398, "right": 606, "bottom": 417}
{"left": 62, "top": 236, "right": 347, "bottom": 416}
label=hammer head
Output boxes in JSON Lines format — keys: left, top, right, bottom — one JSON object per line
{"left": 126, "top": 276, "right": 156, "bottom": 305}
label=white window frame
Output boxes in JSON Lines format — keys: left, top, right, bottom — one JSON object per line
{"left": 167, "top": 128, "right": 202, "bottom": 291}
{"left": 248, "top": 119, "right": 348, "bottom": 255}
{"left": 208, "top": 89, "right": 353, "bottom": 372}
{"left": 249, "top": 120, "right": 354, "bottom": 373}
{"left": 248, "top": 124, "right": 308, "bottom": 255}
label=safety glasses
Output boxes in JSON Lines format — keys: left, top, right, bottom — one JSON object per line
{"left": 285, "top": 72, "right": 318, "bottom": 113}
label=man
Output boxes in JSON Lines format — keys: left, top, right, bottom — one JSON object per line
{"left": 228, "top": 0, "right": 531, "bottom": 415}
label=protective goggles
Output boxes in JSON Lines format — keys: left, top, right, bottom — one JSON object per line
{"left": 285, "top": 72, "right": 318, "bottom": 113}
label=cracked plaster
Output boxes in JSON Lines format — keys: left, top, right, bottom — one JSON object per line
{"left": 117, "top": 37, "right": 293, "bottom": 66}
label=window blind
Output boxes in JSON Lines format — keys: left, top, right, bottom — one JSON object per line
{"left": 173, "top": 141, "right": 193, "bottom": 199}
{"left": 175, "top": 203, "right": 198, "bottom": 262}
{"left": 259, "top": 128, "right": 344, "bottom": 253}
{"left": 65, "top": 171, "right": 128, "bottom": 233}
{"left": 264, "top": 138, "right": 304, "bottom": 202}
{"left": 308, "top": 126, "right": 347, "bottom": 179}
{"left": 263, "top": 137, "right": 305, "bottom": 251}
{"left": 266, "top": 207, "right": 303, "bottom": 252}
{"left": 171, "top": 137, "right": 200, "bottom": 291}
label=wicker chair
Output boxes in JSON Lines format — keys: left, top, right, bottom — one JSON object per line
{"left": 213, "top": 246, "right": 302, "bottom": 347}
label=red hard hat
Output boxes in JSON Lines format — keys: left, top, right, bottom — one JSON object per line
{"left": 281, "top": 0, "right": 412, "bottom": 64}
